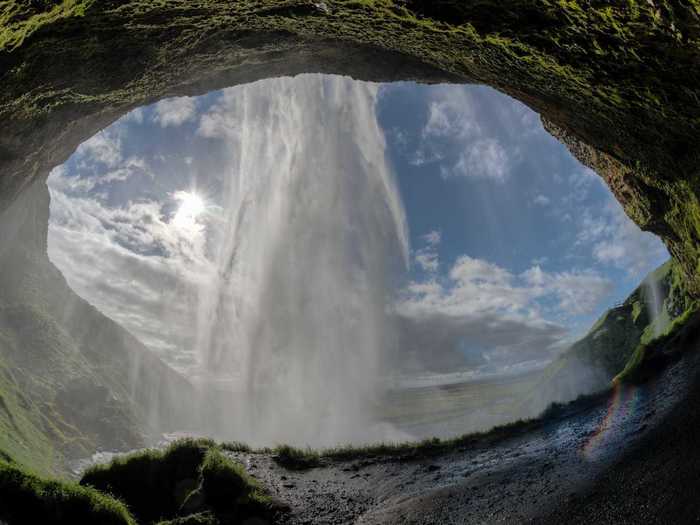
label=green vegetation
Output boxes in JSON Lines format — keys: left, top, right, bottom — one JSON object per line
{"left": 539, "top": 260, "right": 695, "bottom": 389}
{"left": 0, "top": 0, "right": 95, "bottom": 51}
{"left": 219, "top": 441, "right": 252, "bottom": 454}
{"left": 0, "top": 0, "right": 698, "bottom": 476}
{"left": 614, "top": 304, "right": 700, "bottom": 384}
{"left": 0, "top": 457, "right": 135, "bottom": 525}
{"left": 0, "top": 4, "right": 699, "bottom": 519}
{"left": 0, "top": 346, "right": 59, "bottom": 475}
{"left": 199, "top": 447, "right": 270, "bottom": 516}
{"left": 81, "top": 438, "right": 213, "bottom": 523}
{"left": 81, "top": 439, "right": 272, "bottom": 525}
{"left": 273, "top": 445, "right": 322, "bottom": 470}
{"left": 0, "top": 181, "right": 195, "bottom": 475}
{"left": 569, "top": 260, "right": 689, "bottom": 377}
{"left": 268, "top": 418, "right": 541, "bottom": 470}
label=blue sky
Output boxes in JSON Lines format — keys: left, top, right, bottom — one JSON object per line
{"left": 378, "top": 83, "right": 667, "bottom": 335}
{"left": 46, "top": 75, "right": 669, "bottom": 379}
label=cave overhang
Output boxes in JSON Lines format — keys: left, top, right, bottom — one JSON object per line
{"left": 1, "top": 1, "right": 699, "bottom": 290}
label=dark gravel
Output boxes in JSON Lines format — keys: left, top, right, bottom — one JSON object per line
{"left": 230, "top": 347, "right": 700, "bottom": 524}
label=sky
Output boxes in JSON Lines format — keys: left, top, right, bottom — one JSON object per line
{"left": 46, "top": 75, "right": 669, "bottom": 383}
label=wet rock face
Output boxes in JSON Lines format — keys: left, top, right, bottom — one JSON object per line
{"left": 0, "top": 1, "right": 699, "bottom": 290}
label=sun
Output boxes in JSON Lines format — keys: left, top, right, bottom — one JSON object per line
{"left": 172, "top": 190, "right": 206, "bottom": 230}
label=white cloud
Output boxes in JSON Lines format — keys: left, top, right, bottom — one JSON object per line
{"left": 120, "top": 107, "right": 144, "bottom": 124}
{"left": 423, "top": 230, "right": 441, "bottom": 246}
{"left": 415, "top": 251, "right": 439, "bottom": 273}
{"left": 562, "top": 167, "right": 605, "bottom": 207}
{"left": 153, "top": 96, "right": 197, "bottom": 128}
{"left": 409, "top": 147, "right": 444, "bottom": 167}
{"left": 197, "top": 90, "right": 242, "bottom": 139}
{"left": 576, "top": 199, "right": 668, "bottom": 276}
{"left": 414, "top": 230, "right": 441, "bottom": 272}
{"left": 76, "top": 129, "right": 123, "bottom": 167}
{"left": 47, "top": 171, "right": 214, "bottom": 371}
{"left": 450, "top": 138, "right": 509, "bottom": 181}
{"left": 532, "top": 194, "right": 550, "bottom": 206}
{"left": 394, "top": 254, "right": 606, "bottom": 371}
{"left": 398, "top": 255, "right": 611, "bottom": 321}
{"left": 49, "top": 156, "right": 150, "bottom": 195}
{"left": 418, "top": 86, "right": 515, "bottom": 182}
{"left": 522, "top": 265, "right": 612, "bottom": 316}
{"left": 423, "top": 95, "right": 480, "bottom": 139}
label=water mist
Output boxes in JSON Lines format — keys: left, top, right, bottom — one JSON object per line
{"left": 193, "top": 75, "right": 409, "bottom": 447}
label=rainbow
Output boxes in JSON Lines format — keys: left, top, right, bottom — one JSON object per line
{"left": 581, "top": 382, "right": 645, "bottom": 460}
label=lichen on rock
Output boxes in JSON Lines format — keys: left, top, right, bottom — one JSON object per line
{"left": 0, "top": 0, "right": 699, "bottom": 293}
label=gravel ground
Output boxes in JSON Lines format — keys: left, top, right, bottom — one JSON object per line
{"left": 230, "top": 346, "right": 700, "bottom": 524}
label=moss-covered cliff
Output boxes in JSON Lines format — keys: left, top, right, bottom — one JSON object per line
{"left": 568, "top": 260, "right": 693, "bottom": 377}
{"left": 533, "top": 259, "right": 697, "bottom": 406}
{"left": 0, "top": 0, "right": 700, "bottom": 294}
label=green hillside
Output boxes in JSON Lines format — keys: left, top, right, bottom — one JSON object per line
{"left": 533, "top": 259, "right": 696, "bottom": 407}
{"left": 0, "top": 180, "right": 196, "bottom": 474}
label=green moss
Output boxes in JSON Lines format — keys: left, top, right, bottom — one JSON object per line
{"left": 614, "top": 303, "right": 700, "bottom": 384}
{"left": 1, "top": 0, "right": 700, "bottom": 297}
{"left": 0, "top": 459, "right": 135, "bottom": 525}
{"left": 81, "top": 439, "right": 271, "bottom": 525}
{"left": 0, "top": 344, "right": 59, "bottom": 474}
{"left": 81, "top": 438, "right": 214, "bottom": 524}
{"left": 554, "top": 259, "right": 692, "bottom": 379}
{"left": 200, "top": 448, "right": 270, "bottom": 513}
{"left": 631, "top": 300, "right": 644, "bottom": 323}
{"left": 0, "top": 0, "right": 95, "bottom": 52}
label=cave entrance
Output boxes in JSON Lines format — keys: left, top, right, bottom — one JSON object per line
{"left": 40, "top": 75, "right": 674, "bottom": 449}
{"left": 0, "top": 75, "right": 677, "bottom": 468}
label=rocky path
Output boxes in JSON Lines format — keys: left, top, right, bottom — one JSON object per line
{"left": 230, "top": 348, "right": 699, "bottom": 524}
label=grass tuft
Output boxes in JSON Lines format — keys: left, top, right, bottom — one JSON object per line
{"left": 200, "top": 448, "right": 270, "bottom": 513}
{"left": 273, "top": 445, "right": 322, "bottom": 470}
{"left": 81, "top": 438, "right": 214, "bottom": 524}
{"left": 0, "top": 458, "right": 135, "bottom": 525}
{"left": 80, "top": 438, "right": 272, "bottom": 524}
{"left": 219, "top": 441, "right": 252, "bottom": 453}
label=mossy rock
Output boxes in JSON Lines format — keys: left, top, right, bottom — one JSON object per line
{"left": 0, "top": 459, "right": 136, "bottom": 525}
{"left": 80, "top": 439, "right": 274, "bottom": 525}
{"left": 0, "top": 0, "right": 699, "bottom": 296}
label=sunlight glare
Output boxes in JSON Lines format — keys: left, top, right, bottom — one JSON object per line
{"left": 172, "top": 190, "right": 206, "bottom": 231}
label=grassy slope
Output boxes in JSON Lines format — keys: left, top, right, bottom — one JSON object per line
{"left": 537, "top": 259, "right": 697, "bottom": 400}
{"left": 0, "top": 347, "right": 58, "bottom": 474}
{"left": 0, "top": 457, "right": 135, "bottom": 525}
{"left": 0, "top": 180, "right": 196, "bottom": 475}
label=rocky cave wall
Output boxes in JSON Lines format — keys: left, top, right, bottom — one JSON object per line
{"left": 0, "top": 0, "right": 699, "bottom": 293}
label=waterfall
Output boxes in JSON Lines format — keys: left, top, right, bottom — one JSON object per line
{"left": 644, "top": 274, "right": 664, "bottom": 337}
{"left": 193, "top": 75, "right": 409, "bottom": 447}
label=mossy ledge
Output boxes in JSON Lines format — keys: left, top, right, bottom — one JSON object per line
{"left": 80, "top": 438, "right": 276, "bottom": 525}
{"left": 0, "top": 0, "right": 700, "bottom": 293}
